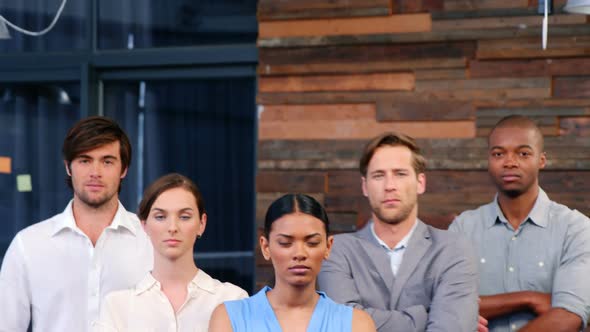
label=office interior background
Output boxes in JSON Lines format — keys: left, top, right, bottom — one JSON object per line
{"left": 2, "top": 0, "right": 590, "bottom": 293}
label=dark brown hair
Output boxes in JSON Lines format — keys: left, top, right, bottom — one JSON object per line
{"left": 359, "top": 132, "right": 426, "bottom": 177}
{"left": 138, "top": 173, "right": 206, "bottom": 221}
{"left": 62, "top": 116, "right": 131, "bottom": 189}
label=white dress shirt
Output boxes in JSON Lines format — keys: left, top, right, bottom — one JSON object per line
{"left": 0, "top": 200, "right": 153, "bottom": 332}
{"left": 93, "top": 270, "right": 248, "bottom": 332}
{"left": 371, "top": 220, "right": 418, "bottom": 276}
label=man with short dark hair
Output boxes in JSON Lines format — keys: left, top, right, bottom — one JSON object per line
{"left": 450, "top": 115, "right": 590, "bottom": 332}
{"left": 318, "top": 132, "right": 479, "bottom": 332}
{"left": 0, "top": 116, "right": 152, "bottom": 332}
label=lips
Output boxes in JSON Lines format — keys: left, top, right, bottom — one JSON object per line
{"left": 164, "top": 239, "right": 181, "bottom": 246}
{"left": 288, "top": 265, "right": 310, "bottom": 274}
{"left": 501, "top": 174, "right": 521, "bottom": 182}
{"left": 382, "top": 198, "right": 400, "bottom": 205}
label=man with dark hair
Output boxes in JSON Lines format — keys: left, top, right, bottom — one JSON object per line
{"left": 318, "top": 132, "right": 479, "bottom": 332}
{"left": 0, "top": 116, "right": 152, "bottom": 332}
{"left": 450, "top": 115, "right": 590, "bottom": 331}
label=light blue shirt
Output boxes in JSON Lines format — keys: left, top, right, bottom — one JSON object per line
{"left": 370, "top": 220, "right": 418, "bottom": 276}
{"left": 450, "top": 188, "right": 590, "bottom": 332}
{"left": 224, "top": 285, "right": 353, "bottom": 332}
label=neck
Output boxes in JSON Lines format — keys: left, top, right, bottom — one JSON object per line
{"left": 268, "top": 279, "right": 319, "bottom": 309}
{"left": 72, "top": 196, "right": 119, "bottom": 243}
{"left": 497, "top": 185, "right": 540, "bottom": 230}
{"left": 152, "top": 252, "right": 198, "bottom": 286}
{"left": 373, "top": 211, "right": 417, "bottom": 250}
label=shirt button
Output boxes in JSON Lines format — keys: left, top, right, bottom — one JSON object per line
{"left": 539, "top": 261, "right": 544, "bottom": 267}
{"left": 508, "top": 266, "right": 514, "bottom": 272}
{"left": 480, "top": 258, "right": 486, "bottom": 264}
{"left": 511, "top": 323, "right": 517, "bottom": 330}
{"left": 511, "top": 236, "right": 517, "bottom": 241}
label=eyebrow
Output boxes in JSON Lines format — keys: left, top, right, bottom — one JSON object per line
{"left": 490, "top": 144, "right": 534, "bottom": 150}
{"left": 276, "top": 233, "right": 322, "bottom": 239}
{"left": 150, "top": 207, "right": 194, "bottom": 213}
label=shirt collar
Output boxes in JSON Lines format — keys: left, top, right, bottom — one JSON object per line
{"left": 134, "top": 270, "right": 216, "bottom": 296}
{"left": 51, "top": 200, "right": 138, "bottom": 236}
{"left": 490, "top": 187, "right": 550, "bottom": 229}
{"left": 370, "top": 219, "right": 418, "bottom": 251}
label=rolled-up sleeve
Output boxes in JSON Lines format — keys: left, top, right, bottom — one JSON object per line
{"left": 551, "top": 211, "right": 590, "bottom": 327}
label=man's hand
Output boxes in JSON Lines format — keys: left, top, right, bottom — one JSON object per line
{"left": 527, "top": 291, "right": 551, "bottom": 316}
{"left": 478, "top": 315, "right": 489, "bottom": 332}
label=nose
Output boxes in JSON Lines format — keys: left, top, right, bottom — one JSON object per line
{"left": 384, "top": 173, "right": 397, "bottom": 191}
{"left": 89, "top": 161, "right": 103, "bottom": 177}
{"left": 167, "top": 219, "right": 179, "bottom": 234}
{"left": 503, "top": 153, "right": 518, "bottom": 168}
{"left": 292, "top": 242, "right": 307, "bottom": 261}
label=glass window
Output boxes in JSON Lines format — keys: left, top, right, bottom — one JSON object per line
{"left": 103, "top": 77, "right": 256, "bottom": 291}
{"left": 98, "top": 0, "right": 257, "bottom": 49}
{"left": 0, "top": 83, "right": 80, "bottom": 258}
{"left": 0, "top": 0, "right": 87, "bottom": 53}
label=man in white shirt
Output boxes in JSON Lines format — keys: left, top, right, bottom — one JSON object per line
{"left": 0, "top": 116, "right": 153, "bottom": 332}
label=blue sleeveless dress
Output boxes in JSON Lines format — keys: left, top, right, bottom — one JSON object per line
{"left": 224, "top": 286, "right": 353, "bottom": 332}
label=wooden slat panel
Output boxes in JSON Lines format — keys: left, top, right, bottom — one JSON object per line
{"left": 416, "top": 77, "right": 551, "bottom": 100}
{"left": 258, "top": 14, "right": 431, "bottom": 38}
{"left": 258, "top": 0, "right": 391, "bottom": 21}
{"left": 434, "top": 14, "right": 586, "bottom": 31}
{"left": 560, "top": 117, "right": 590, "bottom": 137}
{"left": 260, "top": 104, "right": 375, "bottom": 122}
{"left": 258, "top": 73, "right": 415, "bottom": 93}
{"left": 256, "top": 171, "right": 327, "bottom": 193}
{"left": 554, "top": 77, "right": 590, "bottom": 99}
{"left": 376, "top": 96, "right": 474, "bottom": 121}
{"left": 477, "top": 36, "right": 590, "bottom": 59}
{"left": 392, "top": 0, "right": 445, "bottom": 13}
{"left": 259, "top": 25, "right": 590, "bottom": 48}
{"left": 444, "top": 0, "right": 529, "bottom": 10}
{"left": 473, "top": 98, "right": 590, "bottom": 108}
{"left": 414, "top": 68, "right": 467, "bottom": 80}
{"left": 258, "top": 58, "right": 468, "bottom": 76}
{"left": 470, "top": 58, "right": 590, "bottom": 78}
{"left": 258, "top": 137, "right": 590, "bottom": 170}
{"left": 259, "top": 120, "right": 475, "bottom": 140}
{"left": 477, "top": 107, "right": 590, "bottom": 117}
{"left": 259, "top": 42, "right": 476, "bottom": 65}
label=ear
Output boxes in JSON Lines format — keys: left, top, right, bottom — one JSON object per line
{"left": 260, "top": 236, "right": 271, "bottom": 261}
{"left": 539, "top": 152, "right": 547, "bottom": 170}
{"left": 120, "top": 167, "right": 128, "bottom": 179}
{"left": 416, "top": 173, "right": 426, "bottom": 195}
{"left": 324, "top": 235, "right": 334, "bottom": 260}
{"left": 64, "top": 160, "right": 72, "bottom": 176}
{"left": 198, "top": 213, "right": 208, "bottom": 237}
{"left": 361, "top": 176, "right": 368, "bottom": 197}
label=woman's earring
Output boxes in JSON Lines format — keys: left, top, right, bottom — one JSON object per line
{"left": 196, "top": 234, "right": 201, "bottom": 240}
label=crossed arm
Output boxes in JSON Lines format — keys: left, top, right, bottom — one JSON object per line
{"left": 317, "top": 238, "right": 479, "bottom": 332}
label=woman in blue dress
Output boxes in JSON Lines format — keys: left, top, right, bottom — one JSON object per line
{"left": 209, "top": 194, "right": 375, "bottom": 332}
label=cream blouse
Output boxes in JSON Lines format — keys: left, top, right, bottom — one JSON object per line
{"left": 92, "top": 270, "right": 248, "bottom": 332}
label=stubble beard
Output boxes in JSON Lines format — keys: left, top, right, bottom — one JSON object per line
{"left": 76, "top": 189, "right": 116, "bottom": 209}
{"left": 372, "top": 200, "right": 416, "bottom": 225}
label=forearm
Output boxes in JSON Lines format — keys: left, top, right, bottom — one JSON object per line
{"left": 519, "top": 308, "right": 582, "bottom": 332}
{"left": 363, "top": 305, "right": 427, "bottom": 332}
{"left": 479, "top": 292, "right": 535, "bottom": 319}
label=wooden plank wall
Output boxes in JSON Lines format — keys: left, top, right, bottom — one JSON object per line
{"left": 255, "top": 0, "right": 590, "bottom": 289}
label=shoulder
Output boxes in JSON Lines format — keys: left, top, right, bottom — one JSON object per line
{"left": 102, "top": 288, "right": 135, "bottom": 312}
{"left": 352, "top": 308, "right": 376, "bottom": 332}
{"left": 423, "top": 224, "right": 477, "bottom": 268}
{"left": 332, "top": 230, "right": 368, "bottom": 250}
{"left": 11, "top": 212, "right": 65, "bottom": 246}
{"left": 449, "top": 201, "right": 495, "bottom": 233}
{"left": 199, "top": 271, "right": 249, "bottom": 300}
